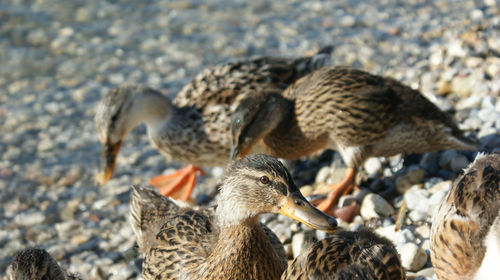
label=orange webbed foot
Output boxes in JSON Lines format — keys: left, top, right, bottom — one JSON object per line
{"left": 311, "top": 167, "right": 357, "bottom": 219}
{"left": 149, "top": 165, "right": 205, "bottom": 201}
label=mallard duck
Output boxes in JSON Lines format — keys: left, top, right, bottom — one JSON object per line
{"left": 7, "top": 248, "right": 80, "bottom": 280}
{"left": 430, "top": 153, "right": 500, "bottom": 280}
{"left": 130, "top": 154, "right": 337, "bottom": 280}
{"left": 231, "top": 66, "right": 479, "bottom": 216}
{"left": 282, "top": 228, "right": 405, "bottom": 280}
{"left": 95, "top": 47, "right": 333, "bottom": 200}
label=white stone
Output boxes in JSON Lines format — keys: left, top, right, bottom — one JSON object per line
{"left": 417, "top": 267, "right": 435, "bottom": 278}
{"left": 340, "top": 15, "right": 356, "bottom": 27}
{"left": 363, "top": 157, "right": 382, "bottom": 177}
{"left": 451, "top": 75, "right": 473, "bottom": 97}
{"left": 456, "top": 95, "right": 482, "bottom": 110}
{"left": 447, "top": 40, "right": 467, "bottom": 58}
{"left": 409, "top": 209, "right": 429, "bottom": 222}
{"left": 375, "top": 225, "right": 399, "bottom": 242}
{"left": 291, "top": 232, "right": 308, "bottom": 258}
{"left": 315, "top": 166, "right": 331, "bottom": 184}
{"left": 338, "top": 194, "right": 357, "bottom": 208}
{"left": 470, "top": 9, "right": 484, "bottom": 21}
{"left": 360, "top": 193, "right": 395, "bottom": 220}
{"left": 415, "top": 225, "right": 431, "bottom": 239}
{"left": 428, "top": 190, "right": 449, "bottom": 216}
{"left": 399, "top": 243, "right": 428, "bottom": 272}
{"left": 404, "top": 185, "right": 429, "bottom": 211}
{"left": 482, "top": 96, "right": 497, "bottom": 110}
{"left": 398, "top": 228, "right": 416, "bottom": 244}
{"left": 478, "top": 109, "right": 500, "bottom": 123}
{"left": 396, "top": 167, "right": 425, "bottom": 194}
{"left": 13, "top": 212, "right": 46, "bottom": 226}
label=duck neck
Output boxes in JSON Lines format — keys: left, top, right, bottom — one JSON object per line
{"left": 128, "top": 90, "right": 172, "bottom": 135}
{"left": 204, "top": 220, "right": 284, "bottom": 279}
{"left": 262, "top": 111, "right": 330, "bottom": 160}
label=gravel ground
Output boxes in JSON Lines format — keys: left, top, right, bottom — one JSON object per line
{"left": 1, "top": 0, "right": 499, "bottom": 279}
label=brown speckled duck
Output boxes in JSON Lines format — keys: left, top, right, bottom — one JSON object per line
{"left": 7, "top": 248, "right": 80, "bottom": 280}
{"left": 95, "top": 47, "right": 332, "bottom": 200}
{"left": 282, "top": 228, "right": 405, "bottom": 280}
{"left": 231, "top": 66, "right": 479, "bottom": 216}
{"left": 130, "top": 154, "right": 337, "bottom": 280}
{"left": 430, "top": 153, "right": 500, "bottom": 280}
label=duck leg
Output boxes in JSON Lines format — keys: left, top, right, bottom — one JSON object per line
{"left": 312, "top": 167, "right": 356, "bottom": 216}
{"left": 149, "top": 165, "right": 205, "bottom": 201}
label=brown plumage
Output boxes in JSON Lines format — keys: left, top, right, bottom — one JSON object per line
{"left": 430, "top": 153, "right": 500, "bottom": 280}
{"left": 94, "top": 47, "right": 332, "bottom": 200}
{"left": 130, "top": 154, "right": 337, "bottom": 280}
{"left": 282, "top": 228, "right": 405, "bottom": 280}
{"left": 7, "top": 248, "right": 80, "bottom": 280}
{"left": 231, "top": 66, "right": 479, "bottom": 215}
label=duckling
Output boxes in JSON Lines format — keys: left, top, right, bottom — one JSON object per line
{"left": 430, "top": 153, "right": 500, "bottom": 280}
{"left": 231, "top": 66, "right": 479, "bottom": 216}
{"left": 95, "top": 47, "right": 332, "bottom": 201}
{"left": 282, "top": 228, "right": 405, "bottom": 280}
{"left": 7, "top": 248, "right": 80, "bottom": 280}
{"left": 130, "top": 154, "right": 337, "bottom": 280}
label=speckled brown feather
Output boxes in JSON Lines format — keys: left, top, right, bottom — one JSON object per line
{"left": 235, "top": 66, "right": 478, "bottom": 169}
{"left": 130, "top": 185, "right": 288, "bottom": 280}
{"left": 7, "top": 248, "right": 80, "bottom": 280}
{"left": 282, "top": 228, "right": 405, "bottom": 280}
{"left": 430, "top": 153, "right": 500, "bottom": 280}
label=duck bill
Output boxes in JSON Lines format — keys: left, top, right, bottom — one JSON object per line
{"left": 279, "top": 192, "right": 337, "bottom": 232}
{"left": 95, "top": 140, "right": 122, "bottom": 185}
{"left": 230, "top": 143, "right": 252, "bottom": 161}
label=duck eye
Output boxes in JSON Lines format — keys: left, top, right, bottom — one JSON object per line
{"left": 233, "top": 118, "right": 241, "bottom": 128}
{"left": 259, "top": 176, "right": 270, "bottom": 184}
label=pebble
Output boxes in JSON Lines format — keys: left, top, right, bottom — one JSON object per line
{"left": 439, "top": 150, "right": 459, "bottom": 170}
{"left": 404, "top": 185, "right": 429, "bottom": 212}
{"left": 363, "top": 157, "right": 383, "bottom": 177}
{"left": 360, "top": 193, "right": 394, "bottom": 220}
{"left": 291, "top": 231, "right": 315, "bottom": 259}
{"left": 419, "top": 152, "right": 439, "bottom": 175}
{"left": 339, "top": 15, "right": 356, "bottom": 28}
{"left": 451, "top": 75, "right": 473, "bottom": 97}
{"left": 409, "top": 209, "right": 429, "bottom": 223}
{"left": 417, "top": 267, "right": 435, "bottom": 278}
{"left": 427, "top": 189, "right": 448, "bottom": 216}
{"left": 450, "top": 154, "right": 470, "bottom": 173}
{"left": 415, "top": 225, "right": 430, "bottom": 239}
{"left": 395, "top": 167, "right": 425, "bottom": 194}
{"left": 315, "top": 166, "right": 331, "bottom": 184}
{"left": 400, "top": 243, "right": 428, "bottom": 272}
{"left": 13, "top": 212, "right": 46, "bottom": 226}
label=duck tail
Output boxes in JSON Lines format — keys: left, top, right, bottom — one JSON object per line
{"left": 129, "top": 185, "right": 178, "bottom": 254}
{"left": 292, "top": 45, "right": 334, "bottom": 75}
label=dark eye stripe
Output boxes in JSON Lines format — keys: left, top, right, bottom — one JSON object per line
{"left": 273, "top": 181, "right": 288, "bottom": 196}
{"left": 238, "top": 174, "right": 288, "bottom": 195}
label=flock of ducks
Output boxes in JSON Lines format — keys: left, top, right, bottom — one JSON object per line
{"left": 7, "top": 48, "right": 499, "bottom": 280}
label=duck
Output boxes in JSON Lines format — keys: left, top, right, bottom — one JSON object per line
{"left": 129, "top": 154, "right": 338, "bottom": 280}
{"left": 230, "top": 66, "right": 479, "bottom": 216}
{"left": 7, "top": 248, "right": 80, "bottom": 280}
{"left": 95, "top": 47, "right": 333, "bottom": 201}
{"left": 282, "top": 228, "right": 405, "bottom": 280}
{"left": 430, "top": 152, "right": 500, "bottom": 280}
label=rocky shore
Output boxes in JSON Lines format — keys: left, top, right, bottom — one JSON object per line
{"left": 1, "top": 0, "right": 499, "bottom": 279}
